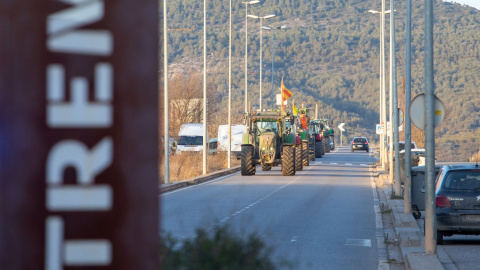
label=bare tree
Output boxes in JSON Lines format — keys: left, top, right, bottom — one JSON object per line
{"left": 169, "top": 72, "right": 219, "bottom": 138}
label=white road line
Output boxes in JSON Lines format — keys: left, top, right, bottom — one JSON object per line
{"left": 345, "top": 163, "right": 353, "bottom": 165}
{"left": 370, "top": 169, "right": 389, "bottom": 270}
{"left": 330, "top": 163, "right": 338, "bottom": 165}
{"left": 219, "top": 178, "right": 299, "bottom": 224}
{"left": 345, "top": 239, "right": 371, "bottom": 247}
{"left": 360, "top": 164, "right": 368, "bottom": 166}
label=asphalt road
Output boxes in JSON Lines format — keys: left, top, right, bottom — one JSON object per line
{"left": 161, "top": 146, "right": 381, "bottom": 269}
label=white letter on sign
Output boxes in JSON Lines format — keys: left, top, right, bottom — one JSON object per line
{"left": 47, "top": 0, "right": 113, "bottom": 55}
{"left": 46, "top": 216, "right": 112, "bottom": 270}
{"left": 46, "top": 137, "right": 113, "bottom": 211}
{"left": 47, "top": 63, "right": 113, "bottom": 127}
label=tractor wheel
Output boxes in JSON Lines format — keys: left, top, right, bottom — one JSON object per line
{"left": 309, "top": 143, "right": 315, "bottom": 161}
{"left": 295, "top": 144, "right": 303, "bottom": 171}
{"left": 282, "top": 145, "right": 295, "bottom": 176}
{"left": 241, "top": 145, "right": 255, "bottom": 176}
{"left": 315, "top": 141, "right": 323, "bottom": 158}
{"left": 261, "top": 164, "right": 272, "bottom": 171}
{"left": 324, "top": 140, "right": 330, "bottom": 153}
{"left": 302, "top": 141, "right": 309, "bottom": 166}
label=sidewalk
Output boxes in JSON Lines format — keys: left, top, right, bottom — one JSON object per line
{"left": 375, "top": 168, "right": 452, "bottom": 270}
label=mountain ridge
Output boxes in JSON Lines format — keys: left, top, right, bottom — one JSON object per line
{"left": 162, "top": 0, "right": 480, "bottom": 161}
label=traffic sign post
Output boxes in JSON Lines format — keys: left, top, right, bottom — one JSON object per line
{"left": 338, "top": 123, "right": 345, "bottom": 146}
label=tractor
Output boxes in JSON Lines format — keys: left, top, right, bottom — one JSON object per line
{"left": 297, "top": 109, "right": 315, "bottom": 165}
{"left": 241, "top": 111, "right": 300, "bottom": 176}
{"left": 310, "top": 120, "right": 324, "bottom": 158}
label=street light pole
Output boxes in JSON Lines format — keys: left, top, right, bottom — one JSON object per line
{"left": 424, "top": 0, "right": 436, "bottom": 255}
{"left": 243, "top": 0, "right": 260, "bottom": 113}
{"left": 262, "top": 25, "right": 287, "bottom": 108}
{"left": 228, "top": 0, "right": 232, "bottom": 168}
{"left": 389, "top": 1, "right": 395, "bottom": 184}
{"left": 381, "top": 0, "right": 387, "bottom": 172}
{"left": 391, "top": 0, "right": 401, "bottom": 196}
{"left": 163, "top": 0, "right": 169, "bottom": 184}
{"left": 404, "top": 0, "right": 413, "bottom": 214}
{"left": 248, "top": 14, "right": 276, "bottom": 111}
{"left": 203, "top": 0, "right": 208, "bottom": 175}
{"left": 368, "top": 8, "right": 390, "bottom": 172}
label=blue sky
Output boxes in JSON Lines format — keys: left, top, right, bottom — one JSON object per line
{"left": 448, "top": 0, "right": 480, "bottom": 10}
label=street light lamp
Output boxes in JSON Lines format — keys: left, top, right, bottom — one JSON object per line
{"left": 262, "top": 25, "right": 287, "bottom": 108}
{"left": 242, "top": 0, "right": 260, "bottom": 113}
{"left": 247, "top": 14, "right": 276, "bottom": 111}
{"left": 368, "top": 8, "right": 391, "bottom": 172}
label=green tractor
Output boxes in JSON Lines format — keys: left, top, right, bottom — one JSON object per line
{"left": 310, "top": 120, "right": 324, "bottom": 158}
{"left": 241, "top": 111, "right": 300, "bottom": 176}
{"left": 296, "top": 109, "right": 315, "bottom": 165}
{"left": 321, "top": 119, "right": 331, "bottom": 154}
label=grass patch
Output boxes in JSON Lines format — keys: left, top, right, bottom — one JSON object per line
{"left": 390, "top": 195, "right": 404, "bottom": 200}
{"left": 380, "top": 208, "right": 392, "bottom": 214}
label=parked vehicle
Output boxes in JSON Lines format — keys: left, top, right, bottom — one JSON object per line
{"left": 176, "top": 123, "right": 206, "bottom": 154}
{"left": 208, "top": 138, "right": 218, "bottom": 155}
{"left": 435, "top": 164, "right": 480, "bottom": 244}
{"left": 217, "top": 124, "right": 247, "bottom": 159}
{"left": 351, "top": 137, "right": 369, "bottom": 152}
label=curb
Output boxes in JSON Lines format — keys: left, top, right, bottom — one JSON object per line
{"left": 378, "top": 171, "right": 445, "bottom": 270}
{"left": 159, "top": 166, "right": 241, "bottom": 193}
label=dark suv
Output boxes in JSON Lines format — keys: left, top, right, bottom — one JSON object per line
{"left": 351, "top": 137, "right": 369, "bottom": 152}
{"left": 435, "top": 164, "right": 480, "bottom": 244}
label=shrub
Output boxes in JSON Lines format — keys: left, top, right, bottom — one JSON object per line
{"left": 160, "top": 225, "right": 278, "bottom": 270}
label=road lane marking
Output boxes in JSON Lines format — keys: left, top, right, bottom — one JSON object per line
{"left": 345, "top": 239, "right": 371, "bottom": 247}
{"left": 370, "top": 169, "right": 389, "bottom": 270}
{"left": 219, "top": 178, "right": 299, "bottom": 224}
{"left": 330, "top": 163, "right": 338, "bottom": 165}
{"left": 345, "top": 163, "right": 353, "bottom": 165}
{"left": 360, "top": 164, "right": 368, "bottom": 166}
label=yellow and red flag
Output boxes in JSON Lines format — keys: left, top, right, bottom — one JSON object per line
{"left": 281, "top": 77, "right": 292, "bottom": 102}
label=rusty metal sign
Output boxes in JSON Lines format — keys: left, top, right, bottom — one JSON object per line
{"left": 0, "top": 1, "right": 159, "bottom": 269}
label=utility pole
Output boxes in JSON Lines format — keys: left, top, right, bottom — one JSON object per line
{"left": 424, "top": 0, "right": 437, "bottom": 255}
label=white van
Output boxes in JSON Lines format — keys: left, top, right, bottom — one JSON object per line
{"left": 176, "top": 123, "right": 206, "bottom": 154}
{"left": 217, "top": 124, "right": 247, "bottom": 158}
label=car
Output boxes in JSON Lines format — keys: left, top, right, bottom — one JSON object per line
{"left": 435, "top": 164, "right": 480, "bottom": 244}
{"left": 351, "top": 137, "right": 369, "bottom": 152}
{"left": 208, "top": 138, "right": 218, "bottom": 155}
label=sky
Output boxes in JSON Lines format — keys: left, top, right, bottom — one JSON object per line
{"left": 449, "top": 0, "right": 480, "bottom": 10}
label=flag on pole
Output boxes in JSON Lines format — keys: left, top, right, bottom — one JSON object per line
{"left": 281, "top": 77, "right": 293, "bottom": 102}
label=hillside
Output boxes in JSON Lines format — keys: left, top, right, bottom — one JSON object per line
{"left": 161, "top": 0, "right": 480, "bottom": 162}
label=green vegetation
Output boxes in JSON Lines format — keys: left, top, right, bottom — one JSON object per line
{"left": 162, "top": 0, "right": 480, "bottom": 162}
{"left": 390, "top": 194, "right": 404, "bottom": 200}
{"left": 380, "top": 208, "right": 392, "bottom": 214}
{"left": 160, "top": 225, "right": 288, "bottom": 269}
